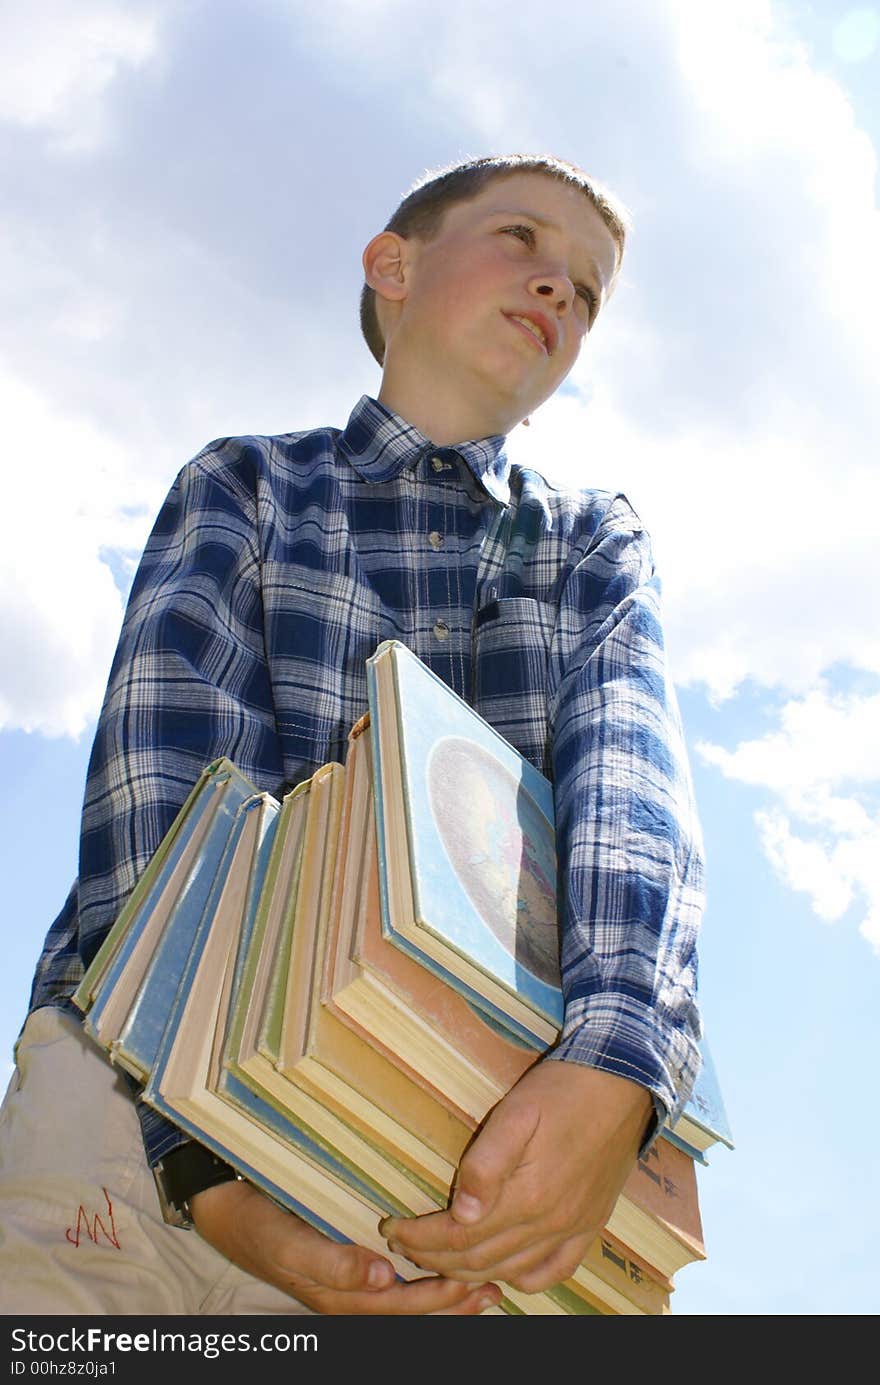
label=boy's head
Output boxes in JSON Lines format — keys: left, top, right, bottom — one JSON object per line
{"left": 359, "top": 153, "right": 630, "bottom": 443}
{"left": 359, "top": 153, "right": 630, "bottom": 369}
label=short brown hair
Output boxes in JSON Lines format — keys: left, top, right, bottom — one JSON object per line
{"left": 359, "top": 153, "right": 631, "bottom": 366}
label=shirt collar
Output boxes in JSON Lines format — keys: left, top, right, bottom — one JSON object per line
{"left": 338, "top": 395, "right": 511, "bottom": 506}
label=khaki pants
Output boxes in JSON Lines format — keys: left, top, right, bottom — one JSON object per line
{"left": 0, "top": 1007, "right": 312, "bottom": 1315}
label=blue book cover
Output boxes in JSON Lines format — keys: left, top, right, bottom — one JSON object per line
{"left": 674, "top": 1036, "right": 735, "bottom": 1151}
{"left": 82, "top": 762, "right": 257, "bottom": 1046}
{"left": 367, "top": 640, "right": 563, "bottom": 1046}
{"left": 110, "top": 781, "right": 262, "bottom": 1083}
{"left": 225, "top": 794, "right": 282, "bottom": 1025}
{"left": 210, "top": 1067, "right": 401, "bottom": 1214}
{"left": 367, "top": 641, "right": 730, "bottom": 1153}
{"left": 143, "top": 790, "right": 402, "bottom": 1225}
{"left": 75, "top": 758, "right": 232, "bottom": 1021}
{"left": 144, "top": 1085, "right": 351, "bottom": 1244}
{"left": 660, "top": 1128, "right": 709, "bottom": 1166}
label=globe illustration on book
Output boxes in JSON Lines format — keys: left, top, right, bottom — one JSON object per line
{"left": 427, "top": 736, "right": 560, "bottom": 986}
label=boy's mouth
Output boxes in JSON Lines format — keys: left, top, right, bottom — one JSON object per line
{"left": 507, "top": 313, "right": 553, "bottom": 355}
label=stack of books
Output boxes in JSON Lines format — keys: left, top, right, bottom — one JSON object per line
{"left": 73, "top": 639, "right": 733, "bottom": 1315}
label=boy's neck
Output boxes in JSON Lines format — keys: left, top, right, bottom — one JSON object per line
{"left": 376, "top": 372, "right": 514, "bottom": 447}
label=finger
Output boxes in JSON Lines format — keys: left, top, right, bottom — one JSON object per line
{"left": 196, "top": 1181, "right": 396, "bottom": 1296}
{"left": 251, "top": 1201, "right": 397, "bottom": 1296}
{"left": 312, "top": 1274, "right": 503, "bottom": 1317}
{"left": 381, "top": 1207, "right": 461, "bottom": 1252}
{"left": 380, "top": 1090, "right": 540, "bottom": 1249}
{"left": 388, "top": 1224, "right": 574, "bottom": 1287}
{"left": 380, "top": 1155, "right": 542, "bottom": 1261}
{"left": 449, "top": 1088, "right": 541, "bottom": 1226}
{"left": 193, "top": 1182, "right": 502, "bottom": 1314}
{"left": 381, "top": 1205, "right": 495, "bottom": 1259}
{"left": 502, "top": 1234, "right": 591, "bottom": 1296}
{"left": 380, "top": 1122, "right": 541, "bottom": 1256}
{"left": 464, "top": 1233, "right": 591, "bottom": 1297}
{"left": 385, "top": 1214, "right": 539, "bottom": 1279}
{"left": 430, "top": 1284, "right": 505, "bottom": 1316}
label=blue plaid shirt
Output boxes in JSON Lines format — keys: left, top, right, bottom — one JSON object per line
{"left": 29, "top": 394, "right": 703, "bottom": 1165}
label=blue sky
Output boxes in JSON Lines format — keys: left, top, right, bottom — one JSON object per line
{"left": 1, "top": 0, "right": 878, "bottom": 1315}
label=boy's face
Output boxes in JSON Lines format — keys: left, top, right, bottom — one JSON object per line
{"left": 377, "top": 172, "right": 620, "bottom": 431}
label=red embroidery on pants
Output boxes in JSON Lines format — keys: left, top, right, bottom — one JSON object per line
{"left": 65, "top": 1187, "right": 121, "bottom": 1249}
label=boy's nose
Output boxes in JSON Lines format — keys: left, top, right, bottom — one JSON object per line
{"left": 531, "top": 274, "right": 575, "bottom": 313}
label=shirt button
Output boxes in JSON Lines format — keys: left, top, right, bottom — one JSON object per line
{"left": 428, "top": 530, "right": 444, "bottom": 550}
{"left": 433, "top": 620, "right": 450, "bottom": 641}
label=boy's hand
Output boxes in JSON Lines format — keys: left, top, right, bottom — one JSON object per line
{"left": 379, "top": 1061, "right": 653, "bottom": 1295}
{"left": 190, "top": 1179, "right": 501, "bottom": 1315}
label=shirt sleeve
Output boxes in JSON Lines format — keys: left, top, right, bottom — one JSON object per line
{"left": 76, "top": 443, "right": 286, "bottom": 1166}
{"left": 545, "top": 492, "right": 704, "bottom": 1145}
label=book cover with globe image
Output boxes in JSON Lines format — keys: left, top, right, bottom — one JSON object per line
{"left": 366, "top": 640, "right": 564, "bottom": 1046}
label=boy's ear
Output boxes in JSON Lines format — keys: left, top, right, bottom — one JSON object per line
{"left": 362, "top": 231, "right": 412, "bottom": 305}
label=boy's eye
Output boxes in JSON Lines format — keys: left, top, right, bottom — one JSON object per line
{"left": 502, "top": 224, "right": 536, "bottom": 246}
{"left": 503, "top": 225, "right": 598, "bottom": 319}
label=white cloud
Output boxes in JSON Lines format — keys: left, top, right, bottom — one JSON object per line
{"left": 697, "top": 685, "right": 880, "bottom": 953}
{"left": 2, "top": 0, "right": 875, "bottom": 714}
{"left": 696, "top": 688, "right": 880, "bottom": 794}
{"left": 507, "top": 390, "right": 880, "bottom": 702}
{"left": 0, "top": 0, "right": 877, "bottom": 961}
{"left": 0, "top": 368, "right": 157, "bottom": 738}
{"left": 671, "top": 0, "right": 880, "bottom": 390}
{"left": 489, "top": 0, "right": 880, "bottom": 708}
{"left": 756, "top": 807, "right": 880, "bottom": 954}
{"left": 758, "top": 808, "right": 855, "bottom": 918}
{"left": 0, "top": 2, "right": 160, "bottom": 152}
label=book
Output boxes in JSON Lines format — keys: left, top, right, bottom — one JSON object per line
{"left": 140, "top": 839, "right": 603, "bottom": 1316}
{"left": 71, "top": 641, "right": 729, "bottom": 1314}
{"left": 210, "top": 766, "right": 618, "bottom": 1312}
{"left": 586, "top": 1232, "right": 673, "bottom": 1316}
{"left": 71, "top": 760, "right": 225, "bottom": 1021}
{"left": 613, "top": 1136, "right": 706, "bottom": 1280}
{"left": 228, "top": 776, "right": 312, "bottom": 1101}
{"left": 218, "top": 767, "right": 458, "bottom": 1215}
{"left": 74, "top": 760, "right": 262, "bottom": 1082}
{"left": 321, "top": 806, "right": 707, "bottom": 1282}
{"left": 276, "top": 763, "right": 347, "bottom": 1074}
{"left": 277, "top": 720, "right": 475, "bottom": 1182}
{"left": 367, "top": 639, "right": 562, "bottom": 1048}
{"left": 364, "top": 637, "right": 728, "bottom": 1171}
{"left": 667, "top": 1036, "right": 734, "bottom": 1158}
{"left": 217, "top": 718, "right": 707, "bottom": 1291}
{"left": 138, "top": 802, "right": 422, "bottom": 1258}
{"left": 68, "top": 775, "right": 656, "bottom": 1311}
{"left": 322, "top": 714, "right": 537, "bottom": 1130}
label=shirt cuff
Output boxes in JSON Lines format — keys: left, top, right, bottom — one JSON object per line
{"left": 547, "top": 993, "right": 702, "bottom": 1155}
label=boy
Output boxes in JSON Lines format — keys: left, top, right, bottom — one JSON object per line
{"left": 0, "top": 153, "right": 703, "bottom": 1315}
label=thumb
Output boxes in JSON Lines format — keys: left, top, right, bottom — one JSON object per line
{"left": 451, "top": 1089, "right": 539, "bottom": 1225}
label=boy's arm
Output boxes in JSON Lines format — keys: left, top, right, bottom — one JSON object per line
{"left": 67, "top": 441, "right": 500, "bottom": 1312}
{"left": 380, "top": 496, "right": 704, "bottom": 1292}
{"left": 547, "top": 496, "right": 703, "bottom": 1129}
{"left": 73, "top": 445, "right": 287, "bottom": 1171}
{"left": 190, "top": 1180, "right": 501, "bottom": 1314}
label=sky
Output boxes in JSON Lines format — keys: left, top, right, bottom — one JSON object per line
{"left": 1, "top": 0, "right": 878, "bottom": 1316}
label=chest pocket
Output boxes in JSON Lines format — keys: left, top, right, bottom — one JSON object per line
{"left": 472, "top": 596, "right": 557, "bottom": 778}
{"left": 261, "top": 561, "right": 399, "bottom": 775}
